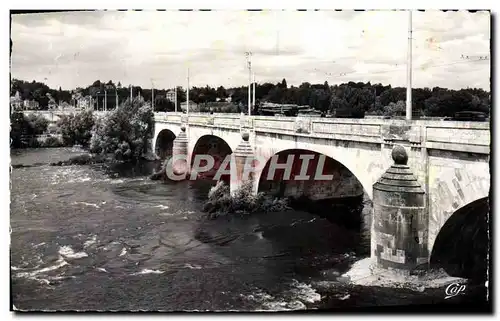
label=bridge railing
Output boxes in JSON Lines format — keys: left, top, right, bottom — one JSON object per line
{"left": 153, "top": 112, "right": 490, "bottom": 154}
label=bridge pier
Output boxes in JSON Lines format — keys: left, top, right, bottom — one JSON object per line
{"left": 166, "top": 126, "right": 189, "bottom": 180}
{"left": 230, "top": 131, "right": 257, "bottom": 196}
{"left": 371, "top": 145, "right": 428, "bottom": 273}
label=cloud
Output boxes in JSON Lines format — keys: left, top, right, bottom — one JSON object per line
{"left": 10, "top": 10, "right": 490, "bottom": 91}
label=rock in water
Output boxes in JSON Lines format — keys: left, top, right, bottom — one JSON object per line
{"left": 70, "top": 154, "right": 93, "bottom": 165}
{"left": 49, "top": 154, "right": 109, "bottom": 166}
{"left": 149, "top": 169, "right": 166, "bottom": 181}
{"left": 141, "top": 152, "right": 159, "bottom": 161}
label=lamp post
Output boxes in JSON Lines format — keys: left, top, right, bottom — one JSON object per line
{"left": 252, "top": 73, "right": 256, "bottom": 111}
{"left": 245, "top": 52, "right": 252, "bottom": 115}
{"left": 174, "top": 87, "right": 178, "bottom": 112}
{"left": 187, "top": 68, "right": 190, "bottom": 115}
{"left": 406, "top": 10, "right": 413, "bottom": 120}
{"left": 151, "top": 79, "right": 155, "bottom": 111}
{"left": 115, "top": 83, "right": 121, "bottom": 110}
{"left": 104, "top": 88, "right": 108, "bottom": 112}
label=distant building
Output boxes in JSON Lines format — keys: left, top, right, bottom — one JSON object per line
{"left": 10, "top": 91, "right": 23, "bottom": 110}
{"left": 166, "top": 90, "right": 176, "bottom": 102}
{"left": 23, "top": 99, "right": 39, "bottom": 110}
{"left": 77, "top": 96, "right": 92, "bottom": 110}
{"left": 216, "top": 97, "right": 232, "bottom": 103}
{"left": 48, "top": 100, "right": 58, "bottom": 110}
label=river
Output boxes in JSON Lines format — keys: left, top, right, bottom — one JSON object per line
{"left": 10, "top": 148, "right": 488, "bottom": 311}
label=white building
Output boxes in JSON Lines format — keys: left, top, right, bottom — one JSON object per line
{"left": 77, "top": 96, "right": 92, "bottom": 110}
{"left": 10, "top": 91, "right": 23, "bottom": 110}
{"left": 166, "top": 89, "right": 176, "bottom": 102}
{"left": 23, "top": 99, "right": 39, "bottom": 110}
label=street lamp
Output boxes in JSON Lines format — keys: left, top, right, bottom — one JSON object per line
{"left": 150, "top": 79, "right": 155, "bottom": 111}
{"left": 245, "top": 51, "right": 252, "bottom": 115}
{"left": 116, "top": 83, "right": 121, "bottom": 109}
{"left": 96, "top": 91, "right": 100, "bottom": 111}
{"left": 103, "top": 87, "right": 108, "bottom": 112}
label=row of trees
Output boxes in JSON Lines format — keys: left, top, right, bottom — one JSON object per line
{"left": 11, "top": 78, "right": 490, "bottom": 117}
{"left": 11, "top": 97, "right": 155, "bottom": 161}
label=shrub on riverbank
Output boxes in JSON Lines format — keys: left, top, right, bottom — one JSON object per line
{"left": 40, "top": 136, "right": 65, "bottom": 148}
{"left": 50, "top": 153, "right": 110, "bottom": 166}
{"left": 10, "top": 112, "right": 49, "bottom": 148}
{"left": 57, "top": 110, "right": 95, "bottom": 147}
{"left": 203, "top": 180, "right": 290, "bottom": 219}
{"left": 90, "top": 97, "right": 154, "bottom": 161}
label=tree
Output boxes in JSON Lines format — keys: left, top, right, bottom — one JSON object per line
{"left": 57, "top": 110, "right": 95, "bottom": 147}
{"left": 90, "top": 96, "right": 154, "bottom": 160}
{"left": 216, "top": 86, "right": 227, "bottom": 98}
{"left": 10, "top": 112, "right": 49, "bottom": 148}
{"left": 280, "top": 78, "right": 288, "bottom": 89}
{"left": 383, "top": 100, "right": 406, "bottom": 116}
{"left": 154, "top": 96, "right": 175, "bottom": 112}
{"left": 10, "top": 112, "right": 31, "bottom": 148}
{"left": 25, "top": 113, "right": 49, "bottom": 135}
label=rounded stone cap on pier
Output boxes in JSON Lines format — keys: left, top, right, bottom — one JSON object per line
{"left": 373, "top": 145, "right": 424, "bottom": 200}
{"left": 242, "top": 132, "right": 250, "bottom": 142}
{"left": 392, "top": 145, "right": 408, "bottom": 165}
{"left": 180, "top": 126, "right": 186, "bottom": 132}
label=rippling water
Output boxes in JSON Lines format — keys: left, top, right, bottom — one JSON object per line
{"left": 10, "top": 148, "right": 487, "bottom": 311}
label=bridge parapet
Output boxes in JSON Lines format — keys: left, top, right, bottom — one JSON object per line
{"left": 153, "top": 112, "right": 490, "bottom": 155}
{"left": 253, "top": 116, "right": 296, "bottom": 133}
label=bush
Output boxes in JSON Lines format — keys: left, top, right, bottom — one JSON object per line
{"left": 383, "top": 100, "right": 406, "bottom": 116}
{"left": 40, "top": 136, "right": 64, "bottom": 148}
{"left": 203, "top": 180, "right": 290, "bottom": 219}
{"left": 26, "top": 113, "right": 49, "bottom": 135}
{"left": 90, "top": 96, "right": 154, "bottom": 161}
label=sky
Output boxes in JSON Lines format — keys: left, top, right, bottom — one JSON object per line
{"left": 10, "top": 10, "right": 491, "bottom": 91}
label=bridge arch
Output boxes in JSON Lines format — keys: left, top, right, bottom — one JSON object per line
{"left": 190, "top": 134, "right": 232, "bottom": 180}
{"left": 154, "top": 129, "right": 176, "bottom": 160}
{"left": 256, "top": 148, "right": 366, "bottom": 199}
{"left": 427, "top": 165, "right": 490, "bottom": 257}
{"left": 430, "top": 196, "right": 489, "bottom": 281}
{"left": 254, "top": 147, "right": 376, "bottom": 201}
{"left": 254, "top": 148, "right": 371, "bottom": 235}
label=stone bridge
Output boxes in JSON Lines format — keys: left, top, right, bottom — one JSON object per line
{"left": 152, "top": 112, "right": 490, "bottom": 273}
{"left": 21, "top": 110, "right": 108, "bottom": 123}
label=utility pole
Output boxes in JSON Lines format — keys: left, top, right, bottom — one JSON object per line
{"left": 104, "top": 89, "right": 107, "bottom": 112}
{"left": 252, "top": 73, "right": 256, "bottom": 111}
{"left": 174, "top": 87, "right": 178, "bottom": 112}
{"left": 151, "top": 79, "right": 155, "bottom": 111}
{"left": 187, "top": 68, "right": 190, "bottom": 115}
{"left": 115, "top": 88, "right": 118, "bottom": 110}
{"left": 245, "top": 52, "right": 252, "bottom": 115}
{"left": 130, "top": 84, "right": 133, "bottom": 101}
{"left": 406, "top": 9, "right": 413, "bottom": 120}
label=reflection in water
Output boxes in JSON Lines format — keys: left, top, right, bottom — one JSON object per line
{"left": 10, "top": 148, "right": 488, "bottom": 311}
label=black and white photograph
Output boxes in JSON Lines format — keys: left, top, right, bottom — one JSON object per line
{"left": 8, "top": 6, "right": 492, "bottom": 313}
